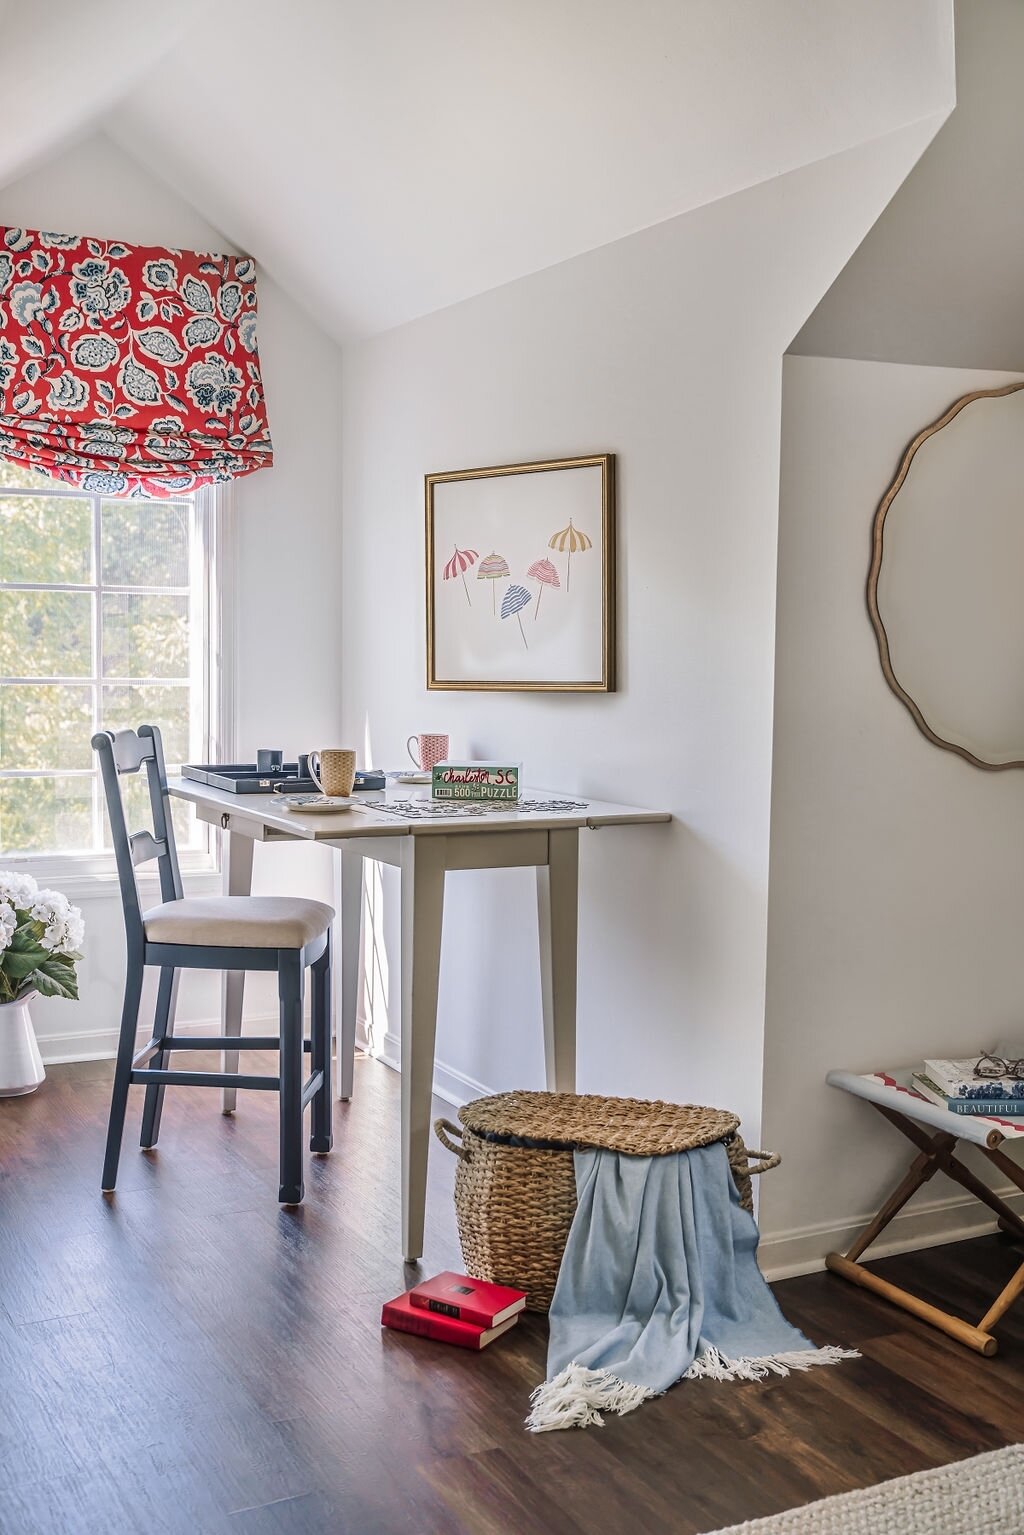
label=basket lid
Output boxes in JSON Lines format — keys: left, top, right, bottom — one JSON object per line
{"left": 458, "top": 1091, "right": 739, "bottom": 1156}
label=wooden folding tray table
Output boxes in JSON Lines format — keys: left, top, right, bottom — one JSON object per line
{"left": 826, "top": 1068, "right": 1024, "bottom": 1356}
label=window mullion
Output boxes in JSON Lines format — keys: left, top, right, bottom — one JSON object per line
{"left": 91, "top": 494, "right": 103, "bottom": 853}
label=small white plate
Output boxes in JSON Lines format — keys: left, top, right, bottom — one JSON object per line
{"left": 395, "top": 772, "right": 431, "bottom": 784}
{"left": 279, "top": 796, "right": 356, "bottom": 814}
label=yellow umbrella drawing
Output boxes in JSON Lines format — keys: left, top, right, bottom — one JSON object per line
{"left": 548, "top": 519, "right": 592, "bottom": 593}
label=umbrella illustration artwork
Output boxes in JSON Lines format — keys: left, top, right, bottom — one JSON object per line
{"left": 548, "top": 518, "right": 593, "bottom": 593}
{"left": 477, "top": 551, "right": 510, "bottom": 614}
{"left": 443, "top": 545, "right": 479, "bottom": 605}
{"left": 526, "top": 557, "right": 560, "bottom": 619}
{"left": 500, "top": 583, "right": 533, "bottom": 648}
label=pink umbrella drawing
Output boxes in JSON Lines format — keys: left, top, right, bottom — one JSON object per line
{"left": 477, "top": 551, "right": 510, "bottom": 614}
{"left": 548, "top": 518, "right": 592, "bottom": 593}
{"left": 526, "top": 557, "right": 559, "bottom": 619}
{"left": 443, "top": 544, "right": 479, "bottom": 605}
{"left": 501, "top": 582, "right": 533, "bottom": 648}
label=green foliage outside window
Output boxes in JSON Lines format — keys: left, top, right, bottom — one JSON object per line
{"left": 0, "top": 461, "right": 204, "bottom": 856}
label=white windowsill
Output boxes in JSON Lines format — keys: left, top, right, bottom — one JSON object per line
{"left": 1, "top": 853, "right": 222, "bottom": 901}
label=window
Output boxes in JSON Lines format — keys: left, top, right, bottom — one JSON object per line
{"left": 0, "top": 459, "right": 227, "bottom": 873}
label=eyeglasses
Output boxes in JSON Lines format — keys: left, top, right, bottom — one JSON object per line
{"left": 974, "top": 1052, "right": 1024, "bottom": 1081}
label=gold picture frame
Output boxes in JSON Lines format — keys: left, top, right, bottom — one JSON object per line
{"left": 425, "top": 453, "right": 616, "bottom": 692}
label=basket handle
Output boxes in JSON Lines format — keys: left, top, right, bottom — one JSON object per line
{"left": 434, "top": 1118, "right": 470, "bottom": 1160}
{"left": 739, "top": 1148, "right": 781, "bottom": 1175}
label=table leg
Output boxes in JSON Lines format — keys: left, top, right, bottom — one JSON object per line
{"left": 537, "top": 827, "right": 579, "bottom": 1092}
{"left": 400, "top": 835, "right": 447, "bottom": 1262}
{"left": 334, "top": 848, "right": 362, "bottom": 1102}
{"left": 220, "top": 827, "right": 255, "bottom": 1113}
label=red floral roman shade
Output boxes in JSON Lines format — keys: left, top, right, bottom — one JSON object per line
{"left": 0, "top": 226, "right": 273, "bottom": 497}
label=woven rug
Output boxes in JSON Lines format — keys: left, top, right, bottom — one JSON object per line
{"left": 704, "top": 1445, "right": 1024, "bottom": 1534}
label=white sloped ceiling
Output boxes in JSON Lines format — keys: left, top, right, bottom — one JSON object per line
{"left": 793, "top": 0, "right": 1024, "bottom": 369}
{"left": 2, "top": 0, "right": 954, "bottom": 340}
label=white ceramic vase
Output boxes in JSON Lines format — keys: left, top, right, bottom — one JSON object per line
{"left": 0, "top": 989, "right": 45, "bottom": 1096}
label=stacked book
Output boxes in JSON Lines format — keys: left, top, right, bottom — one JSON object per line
{"left": 381, "top": 1271, "right": 526, "bottom": 1350}
{"left": 912, "top": 1057, "right": 1024, "bottom": 1117}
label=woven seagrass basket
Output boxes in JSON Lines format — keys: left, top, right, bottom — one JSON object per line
{"left": 434, "top": 1090, "right": 780, "bottom": 1313}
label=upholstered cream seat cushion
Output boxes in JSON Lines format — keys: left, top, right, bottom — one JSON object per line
{"left": 144, "top": 896, "right": 334, "bottom": 950}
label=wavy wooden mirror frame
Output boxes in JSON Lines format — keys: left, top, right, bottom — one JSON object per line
{"left": 867, "top": 381, "right": 1024, "bottom": 772}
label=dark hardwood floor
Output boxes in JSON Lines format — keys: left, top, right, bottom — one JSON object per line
{"left": 1, "top": 1055, "right": 1023, "bottom": 1534}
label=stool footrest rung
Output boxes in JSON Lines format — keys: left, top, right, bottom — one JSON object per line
{"left": 301, "top": 1071, "right": 324, "bottom": 1108}
{"left": 132, "top": 1036, "right": 312, "bottom": 1068}
{"left": 129, "top": 1067, "right": 326, "bottom": 1096}
{"left": 130, "top": 1068, "right": 280, "bottom": 1090}
{"left": 160, "top": 1036, "right": 313, "bottom": 1052}
{"left": 825, "top": 1251, "right": 998, "bottom": 1356}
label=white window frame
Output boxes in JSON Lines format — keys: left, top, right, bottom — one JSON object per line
{"left": 0, "top": 481, "right": 235, "bottom": 897}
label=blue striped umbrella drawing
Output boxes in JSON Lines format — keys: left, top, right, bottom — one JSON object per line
{"left": 500, "top": 582, "right": 533, "bottom": 649}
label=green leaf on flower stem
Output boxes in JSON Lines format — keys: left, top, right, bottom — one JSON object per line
{"left": 4, "top": 945, "right": 48, "bottom": 979}
{"left": 31, "top": 961, "right": 79, "bottom": 1001}
{"left": 2, "top": 920, "right": 79, "bottom": 1000}
{"left": 10, "top": 919, "right": 44, "bottom": 949}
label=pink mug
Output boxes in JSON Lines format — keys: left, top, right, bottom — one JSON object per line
{"left": 407, "top": 733, "right": 449, "bottom": 771}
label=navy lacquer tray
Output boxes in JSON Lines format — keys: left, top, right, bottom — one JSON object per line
{"left": 182, "top": 763, "right": 317, "bottom": 794}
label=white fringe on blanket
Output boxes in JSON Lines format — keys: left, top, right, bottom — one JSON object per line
{"left": 526, "top": 1345, "right": 861, "bottom": 1433}
{"left": 526, "top": 1364, "right": 656, "bottom": 1432}
{"left": 683, "top": 1342, "right": 861, "bottom": 1382}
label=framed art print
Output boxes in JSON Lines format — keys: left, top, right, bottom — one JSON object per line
{"left": 425, "top": 453, "right": 615, "bottom": 691}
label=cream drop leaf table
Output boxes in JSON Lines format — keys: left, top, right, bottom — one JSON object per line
{"left": 826, "top": 1068, "right": 1024, "bottom": 1355}
{"left": 169, "top": 779, "right": 670, "bottom": 1260}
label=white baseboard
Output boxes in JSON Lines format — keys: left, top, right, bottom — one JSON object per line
{"left": 759, "top": 1184, "right": 1024, "bottom": 1281}
{"left": 37, "top": 1013, "right": 282, "bottom": 1066}
{"left": 374, "top": 1028, "right": 494, "bottom": 1109}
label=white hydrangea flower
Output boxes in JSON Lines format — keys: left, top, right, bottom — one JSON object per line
{"left": 31, "top": 888, "right": 85, "bottom": 954}
{"left": 63, "top": 908, "right": 86, "bottom": 953}
{"left": 0, "top": 900, "right": 16, "bottom": 954}
{"left": 0, "top": 870, "right": 39, "bottom": 911}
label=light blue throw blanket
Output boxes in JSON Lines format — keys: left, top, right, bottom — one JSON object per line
{"left": 527, "top": 1141, "right": 856, "bottom": 1431}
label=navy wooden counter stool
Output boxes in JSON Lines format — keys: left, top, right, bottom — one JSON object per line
{"left": 93, "top": 724, "right": 334, "bottom": 1205}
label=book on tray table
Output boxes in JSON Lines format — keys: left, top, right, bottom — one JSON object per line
{"left": 923, "top": 1056, "right": 1024, "bottom": 1103}
{"left": 913, "top": 1071, "right": 1024, "bottom": 1117}
{"left": 853, "top": 1072, "right": 1024, "bottom": 1138}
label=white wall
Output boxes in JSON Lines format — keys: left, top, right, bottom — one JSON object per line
{"left": 339, "top": 117, "right": 943, "bottom": 1137}
{"left": 0, "top": 133, "right": 344, "bottom": 1058}
{"left": 761, "top": 354, "right": 1024, "bottom": 1273}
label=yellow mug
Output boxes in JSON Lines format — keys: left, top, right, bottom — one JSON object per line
{"left": 308, "top": 748, "right": 356, "bottom": 797}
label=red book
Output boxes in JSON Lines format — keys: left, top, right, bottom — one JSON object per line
{"left": 408, "top": 1271, "right": 527, "bottom": 1329}
{"left": 380, "top": 1291, "right": 518, "bottom": 1349}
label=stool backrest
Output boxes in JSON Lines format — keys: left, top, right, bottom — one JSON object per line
{"left": 92, "top": 725, "right": 184, "bottom": 948}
